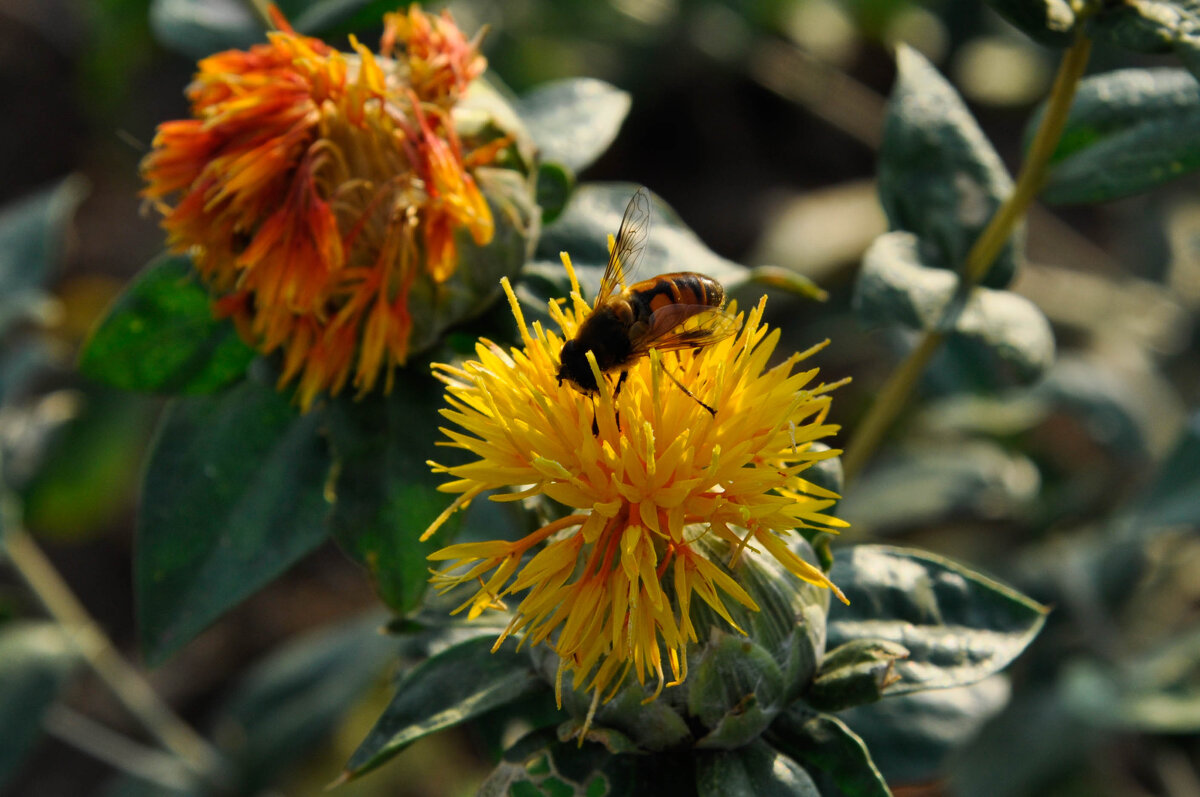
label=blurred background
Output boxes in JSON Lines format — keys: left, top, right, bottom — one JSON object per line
{"left": 2, "top": 0, "right": 1199, "bottom": 794}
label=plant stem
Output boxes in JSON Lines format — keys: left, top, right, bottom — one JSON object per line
{"left": 1, "top": 496, "right": 226, "bottom": 784}
{"left": 43, "top": 704, "right": 196, "bottom": 791}
{"left": 841, "top": 31, "right": 1093, "bottom": 484}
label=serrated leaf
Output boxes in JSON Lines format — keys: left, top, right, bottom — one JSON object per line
{"left": 827, "top": 545, "right": 1048, "bottom": 693}
{"left": 879, "top": 46, "right": 1020, "bottom": 288}
{"left": 0, "top": 622, "right": 78, "bottom": 788}
{"left": 521, "top": 183, "right": 751, "bottom": 317}
{"left": 695, "top": 740, "right": 820, "bottom": 797}
{"left": 839, "top": 676, "right": 1011, "bottom": 784}
{"left": 343, "top": 636, "right": 544, "bottom": 779}
{"left": 325, "top": 371, "right": 464, "bottom": 613}
{"left": 985, "top": 0, "right": 1078, "bottom": 46}
{"left": 1125, "top": 410, "right": 1200, "bottom": 530}
{"left": 0, "top": 177, "right": 88, "bottom": 335}
{"left": 1034, "top": 68, "right": 1200, "bottom": 203}
{"left": 854, "top": 231, "right": 1054, "bottom": 385}
{"left": 767, "top": 709, "right": 892, "bottom": 797}
{"left": 79, "top": 254, "right": 256, "bottom": 395}
{"left": 1087, "top": 0, "right": 1200, "bottom": 77}
{"left": 137, "top": 377, "right": 331, "bottom": 666}
{"left": 212, "top": 611, "right": 396, "bottom": 792}
{"left": 517, "top": 78, "right": 631, "bottom": 174}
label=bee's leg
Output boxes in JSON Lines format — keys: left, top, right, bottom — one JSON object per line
{"left": 613, "top": 371, "right": 629, "bottom": 430}
{"left": 663, "top": 364, "right": 716, "bottom": 416}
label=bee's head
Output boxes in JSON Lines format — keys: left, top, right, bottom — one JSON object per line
{"left": 557, "top": 340, "right": 599, "bottom": 394}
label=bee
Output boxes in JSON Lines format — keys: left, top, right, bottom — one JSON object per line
{"left": 556, "top": 188, "right": 736, "bottom": 422}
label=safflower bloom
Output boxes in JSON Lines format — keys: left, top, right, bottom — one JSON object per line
{"left": 141, "top": 5, "right": 505, "bottom": 410}
{"left": 423, "top": 254, "right": 850, "bottom": 710}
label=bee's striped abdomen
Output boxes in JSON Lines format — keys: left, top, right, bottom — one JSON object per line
{"left": 626, "top": 272, "right": 725, "bottom": 317}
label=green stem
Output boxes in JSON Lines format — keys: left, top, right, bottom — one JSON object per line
{"left": 1, "top": 495, "right": 227, "bottom": 785}
{"left": 841, "top": 32, "right": 1093, "bottom": 484}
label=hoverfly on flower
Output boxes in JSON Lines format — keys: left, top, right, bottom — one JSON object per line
{"left": 555, "top": 188, "right": 737, "bottom": 421}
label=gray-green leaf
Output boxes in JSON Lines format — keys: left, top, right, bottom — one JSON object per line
{"left": 517, "top": 78, "right": 632, "bottom": 174}
{"left": 767, "top": 709, "right": 892, "bottom": 797}
{"left": 879, "top": 45, "right": 1020, "bottom": 288}
{"left": 827, "top": 545, "right": 1048, "bottom": 693}
{"left": 1036, "top": 68, "right": 1200, "bottom": 204}
{"left": 343, "top": 636, "right": 544, "bottom": 779}
{"left": 1087, "top": 0, "right": 1200, "bottom": 79}
{"left": 854, "top": 231, "right": 1054, "bottom": 385}
{"left": 696, "top": 740, "right": 820, "bottom": 797}
{"left": 984, "top": 0, "right": 1078, "bottom": 46}
{"left": 0, "top": 622, "right": 78, "bottom": 788}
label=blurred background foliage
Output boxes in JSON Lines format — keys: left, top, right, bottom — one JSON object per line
{"left": 2, "top": 0, "right": 1200, "bottom": 794}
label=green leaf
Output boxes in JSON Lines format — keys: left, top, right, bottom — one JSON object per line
{"left": 20, "top": 386, "right": 156, "bottom": 539}
{"left": 325, "top": 371, "right": 466, "bottom": 613}
{"left": 854, "top": 231, "right": 1054, "bottom": 385}
{"left": 838, "top": 440, "right": 1040, "bottom": 533}
{"left": 1087, "top": 0, "right": 1200, "bottom": 77}
{"left": 212, "top": 611, "right": 397, "bottom": 792}
{"left": 839, "top": 676, "right": 1011, "bottom": 784}
{"left": 1061, "top": 627, "right": 1200, "bottom": 733}
{"left": 879, "top": 45, "right": 1020, "bottom": 289}
{"left": 806, "top": 639, "right": 910, "bottom": 712}
{"left": 1034, "top": 68, "right": 1200, "bottom": 204}
{"left": 517, "top": 78, "right": 631, "bottom": 174}
{"left": 0, "top": 177, "right": 88, "bottom": 334}
{"left": 137, "top": 377, "right": 331, "bottom": 666}
{"left": 536, "top": 161, "right": 575, "bottom": 225}
{"left": 79, "top": 254, "right": 256, "bottom": 395}
{"left": 767, "top": 709, "right": 892, "bottom": 797}
{"left": 947, "top": 688, "right": 1098, "bottom": 797}
{"left": 0, "top": 622, "right": 78, "bottom": 788}
{"left": 480, "top": 728, "right": 648, "bottom": 797}
{"left": 343, "top": 636, "right": 544, "bottom": 779}
{"left": 984, "top": 0, "right": 1078, "bottom": 46}
{"left": 1125, "top": 410, "right": 1200, "bottom": 530}
{"left": 827, "top": 545, "right": 1048, "bottom": 693}
{"left": 521, "top": 183, "right": 751, "bottom": 317}
{"left": 695, "top": 740, "right": 820, "bottom": 797}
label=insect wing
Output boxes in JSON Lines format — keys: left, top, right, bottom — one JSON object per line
{"left": 595, "top": 188, "right": 652, "bottom": 305}
{"left": 631, "top": 304, "right": 738, "bottom": 356}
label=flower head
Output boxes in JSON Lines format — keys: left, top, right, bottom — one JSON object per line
{"left": 141, "top": 5, "right": 502, "bottom": 410}
{"left": 423, "top": 254, "right": 849, "bottom": 710}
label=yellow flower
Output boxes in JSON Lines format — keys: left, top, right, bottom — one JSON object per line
{"left": 141, "top": 5, "right": 499, "bottom": 411}
{"left": 422, "top": 254, "right": 849, "bottom": 710}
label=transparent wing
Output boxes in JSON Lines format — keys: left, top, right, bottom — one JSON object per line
{"left": 629, "top": 305, "right": 738, "bottom": 357}
{"left": 595, "top": 187, "right": 652, "bottom": 305}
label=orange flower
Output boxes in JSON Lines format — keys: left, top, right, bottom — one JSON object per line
{"left": 141, "top": 5, "right": 499, "bottom": 410}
